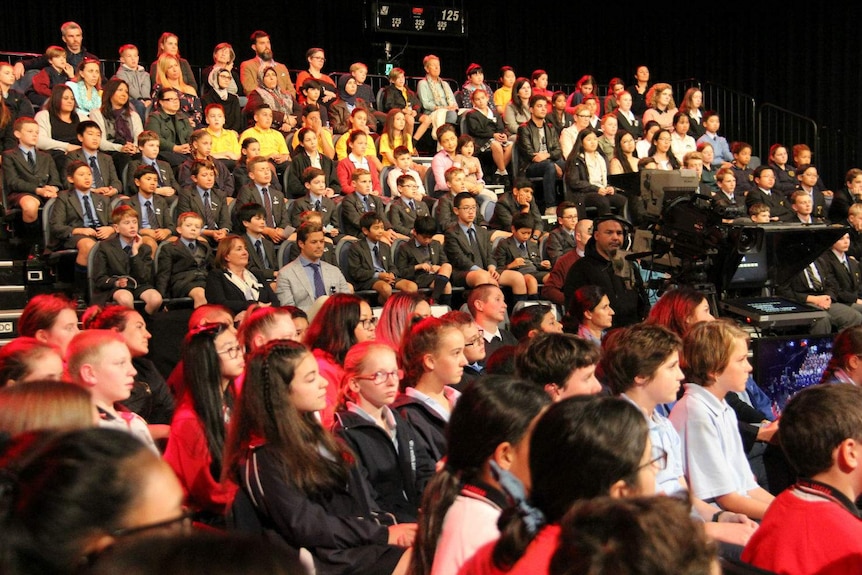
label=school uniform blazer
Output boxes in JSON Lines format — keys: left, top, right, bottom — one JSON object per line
{"left": 818, "top": 250, "right": 862, "bottom": 305}
{"left": 545, "top": 227, "right": 576, "bottom": 264}
{"left": 395, "top": 239, "right": 447, "bottom": 281}
{"left": 1, "top": 147, "right": 62, "bottom": 193}
{"left": 286, "top": 195, "right": 337, "bottom": 229}
{"left": 66, "top": 149, "right": 123, "bottom": 190}
{"left": 176, "top": 187, "right": 231, "bottom": 232}
{"left": 388, "top": 198, "right": 430, "bottom": 237}
{"left": 285, "top": 150, "right": 341, "bottom": 199}
{"left": 494, "top": 236, "right": 542, "bottom": 271}
{"left": 124, "top": 158, "right": 180, "bottom": 196}
{"left": 488, "top": 192, "right": 542, "bottom": 231}
{"left": 614, "top": 110, "right": 643, "bottom": 139}
{"left": 340, "top": 192, "right": 390, "bottom": 238}
{"left": 177, "top": 157, "right": 235, "bottom": 198}
{"left": 48, "top": 190, "right": 111, "bottom": 247}
{"left": 275, "top": 257, "right": 352, "bottom": 310}
{"left": 242, "top": 233, "right": 279, "bottom": 283}
{"left": 204, "top": 268, "right": 276, "bottom": 314}
{"left": 122, "top": 194, "right": 174, "bottom": 234}
{"left": 443, "top": 223, "right": 492, "bottom": 271}
{"left": 465, "top": 108, "right": 506, "bottom": 151}
{"left": 235, "top": 183, "right": 290, "bottom": 230}
{"left": 775, "top": 259, "right": 835, "bottom": 303}
{"left": 745, "top": 187, "right": 791, "bottom": 220}
{"left": 92, "top": 235, "right": 155, "bottom": 293}
{"left": 155, "top": 239, "right": 211, "bottom": 298}
{"left": 346, "top": 239, "right": 397, "bottom": 290}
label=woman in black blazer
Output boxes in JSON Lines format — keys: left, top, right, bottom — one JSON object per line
{"left": 205, "top": 234, "right": 276, "bottom": 316}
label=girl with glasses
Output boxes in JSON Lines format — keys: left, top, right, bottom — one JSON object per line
{"left": 333, "top": 341, "right": 435, "bottom": 523}
{"left": 163, "top": 322, "right": 244, "bottom": 525}
{"left": 224, "top": 339, "right": 415, "bottom": 575}
{"left": 305, "top": 293, "right": 376, "bottom": 428}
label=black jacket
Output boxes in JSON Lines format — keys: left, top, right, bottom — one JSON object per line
{"left": 390, "top": 393, "right": 448, "bottom": 462}
{"left": 563, "top": 238, "right": 649, "bottom": 328}
{"left": 332, "top": 409, "right": 435, "bottom": 523}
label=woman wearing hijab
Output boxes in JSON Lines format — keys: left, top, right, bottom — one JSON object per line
{"left": 242, "top": 65, "right": 297, "bottom": 135}
{"left": 201, "top": 66, "right": 244, "bottom": 133}
{"left": 329, "top": 73, "right": 378, "bottom": 135}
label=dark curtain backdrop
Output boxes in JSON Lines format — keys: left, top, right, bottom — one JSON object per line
{"left": 5, "top": 2, "right": 861, "bottom": 174}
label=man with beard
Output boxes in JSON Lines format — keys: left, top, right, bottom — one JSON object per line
{"left": 239, "top": 30, "right": 296, "bottom": 97}
{"left": 562, "top": 215, "right": 648, "bottom": 327}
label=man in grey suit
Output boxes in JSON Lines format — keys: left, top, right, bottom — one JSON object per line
{"left": 275, "top": 220, "right": 352, "bottom": 311}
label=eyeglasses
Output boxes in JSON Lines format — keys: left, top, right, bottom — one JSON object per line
{"left": 638, "top": 446, "right": 668, "bottom": 471}
{"left": 217, "top": 344, "right": 243, "bottom": 359}
{"left": 464, "top": 329, "right": 485, "bottom": 347}
{"left": 457, "top": 205, "right": 477, "bottom": 212}
{"left": 110, "top": 509, "right": 194, "bottom": 538}
{"left": 359, "top": 316, "right": 378, "bottom": 330}
{"left": 311, "top": 56, "right": 326, "bottom": 62}
{"left": 161, "top": 96, "right": 179, "bottom": 102}
{"left": 577, "top": 114, "right": 592, "bottom": 118}
{"left": 355, "top": 369, "right": 404, "bottom": 385}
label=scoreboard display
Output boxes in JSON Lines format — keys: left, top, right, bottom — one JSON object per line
{"left": 372, "top": 3, "right": 467, "bottom": 37}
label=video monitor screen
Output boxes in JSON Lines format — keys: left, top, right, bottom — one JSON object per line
{"left": 752, "top": 334, "right": 834, "bottom": 415}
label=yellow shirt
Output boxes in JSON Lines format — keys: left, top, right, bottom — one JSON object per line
{"left": 335, "top": 132, "right": 380, "bottom": 161}
{"left": 494, "top": 87, "right": 513, "bottom": 111}
{"left": 239, "top": 126, "right": 288, "bottom": 157}
{"left": 206, "top": 128, "right": 241, "bottom": 157}
{"left": 377, "top": 133, "right": 414, "bottom": 166}
{"left": 291, "top": 129, "right": 335, "bottom": 156}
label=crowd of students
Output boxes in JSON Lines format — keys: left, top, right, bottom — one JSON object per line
{"left": 3, "top": 20, "right": 862, "bottom": 575}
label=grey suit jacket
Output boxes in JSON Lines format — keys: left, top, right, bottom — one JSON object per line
{"left": 235, "top": 183, "right": 290, "bottom": 229}
{"left": 275, "top": 257, "right": 352, "bottom": 311}
{"left": 65, "top": 149, "right": 123, "bottom": 191}
{"left": 48, "top": 190, "right": 111, "bottom": 247}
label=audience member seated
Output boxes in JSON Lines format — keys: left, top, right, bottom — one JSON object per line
{"left": 177, "top": 129, "right": 235, "bottom": 198}
{"left": 16, "top": 293, "right": 80, "bottom": 358}
{"left": 1, "top": 61, "right": 34, "bottom": 121}
{"left": 347, "top": 211, "right": 417, "bottom": 304}
{"left": 745, "top": 164, "right": 791, "bottom": 221}
{"left": 164, "top": 322, "right": 242, "bottom": 524}
{"left": 176, "top": 159, "right": 232, "bottom": 246}
{"left": 235, "top": 156, "right": 291, "bottom": 243}
{"left": 330, "top": 74, "right": 377, "bottom": 135}
{"left": 287, "top": 166, "right": 340, "bottom": 233}
{"left": 464, "top": 89, "right": 512, "bottom": 183}
{"left": 238, "top": 103, "right": 290, "bottom": 171}
{"left": 88, "top": 78, "right": 143, "bottom": 175}
{"left": 0, "top": 337, "right": 65, "bottom": 387}
{"left": 289, "top": 104, "right": 336, "bottom": 161}
{"left": 544, "top": 200, "right": 579, "bottom": 265}
{"left": 563, "top": 216, "right": 648, "bottom": 328}
{"left": 795, "top": 163, "right": 830, "bottom": 220}
{"left": 670, "top": 320, "right": 778, "bottom": 520}
{"left": 35, "top": 84, "right": 86, "bottom": 167}
{"left": 201, "top": 68, "right": 244, "bottom": 134}
{"left": 517, "top": 94, "right": 565, "bottom": 213}
{"left": 564, "top": 127, "right": 627, "bottom": 218}
{"left": 113, "top": 43, "right": 151, "bottom": 120}
{"left": 380, "top": 66, "right": 431, "bottom": 143}
{"left": 489, "top": 178, "right": 541, "bottom": 231}
{"left": 285, "top": 127, "right": 340, "bottom": 198}
{"left": 394, "top": 215, "right": 452, "bottom": 305}
{"left": 242, "top": 65, "right": 296, "bottom": 134}
{"left": 148, "top": 32, "right": 197, "bottom": 93}
{"left": 151, "top": 54, "right": 203, "bottom": 128}
{"left": 493, "top": 212, "right": 548, "bottom": 294}
{"left": 830, "top": 167, "right": 862, "bottom": 223}
{"left": 28, "top": 45, "right": 73, "bottom": 108}
{"left": 239, "top": 30, "right": 296, "bottom": 97}
{"left": 205, "top": 234, "right": 276, "bottom": 314}
{"left": 641, "top": 82, "right": 677, "bottom": 130}
{"left": 90, "top": 205, "right": 162, "bottom": 315}
{"left": 340, "top": 168, "right": 393, "bottom": 238}
{"left": 294, "top": 47, "right": 338, "bottom": 106}
{"left": 124, "top": 130, "right": 180, "bottom": 198}
{"left": 155, "top": 211, "right": 212, "bottom": 308}
{"left": 417, "top": 54, "right": 458, "bottom": 136}
{"left": 200, "top": 42, "right": 240, "bottom": 100}
{"left": 203, "top": 103, "right": 241, "bottom": 166}
{"left": 144, "top": 86, "right": 193, "bottom": 168}
{"left": 275, "top": 220, "right": 351, "bottom": 311}
{"left": 541, "top": 217, "right": 591, "bottom": 306}
{"left": 235, "top": 202, "right": 279, "bottom": 290}
{"left": 2, "top": 116, "right": 61, "bottom": 237}
{"left": 65, "top": 120, "right": 122, "bottom": 201}
{"left": 121, "top": 164, "right": 174, "bottom": 255}
{"left": 334, "top": 107, "right": 379, "bottom": 162}
{"left": 65, "top": 57, "right": 102, "bottom": 116}
{"left": 503, "top": 76, "right": 531, "bottom": 138}
{"left": 337, "top": 131, "right": 383, "bottom": 193}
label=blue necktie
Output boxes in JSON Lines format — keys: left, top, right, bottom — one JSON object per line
{"left": 310, "top": 262, "right": 326, "bottom": 298}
